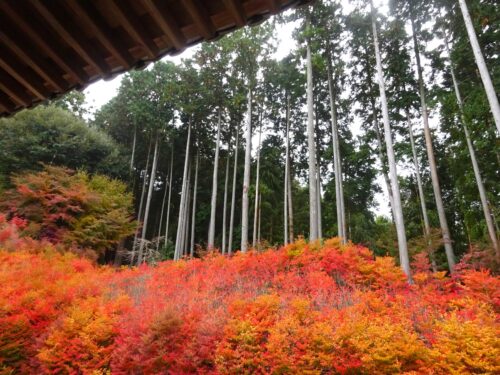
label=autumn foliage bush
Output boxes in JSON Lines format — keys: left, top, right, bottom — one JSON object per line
{"left": 0, "top": 232, "right": 498, "bottom": 374}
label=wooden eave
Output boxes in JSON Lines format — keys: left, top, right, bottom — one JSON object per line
{"left": 0, "top": 0, "right": 312, "bottom": 117}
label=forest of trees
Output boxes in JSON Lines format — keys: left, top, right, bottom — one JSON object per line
{"left": 0, "top": 0, "right": 499, "bottom": 373}
{"left": 0, "top": 0, "right": 498, "bottom": 276}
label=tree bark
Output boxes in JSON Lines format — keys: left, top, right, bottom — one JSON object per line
{"left": 190, "top": 151, "right": 199, "bottom": 257}
{"left": 284, "top": 95, "right": 290, "bottom": 245}
{"left": 306, "top": 28, "right": 318, "bottom": 241}
{"left": 222, "top": 153, "right": 230, "bottom": 254}
{"left": 131, "top": 137, "right": 152, "bottom": 264}
{"left": 241, "top": 88, "right": 252, "bottom": 252}
{"left": 138, "top": 132, "right": 160, "bottom": 265}
{"left": 253, "top": 116, "right": 262, "bottom": 248}
{"left": 458, "top": 0, "right": 500, "bottom": 134}
{"left": 164, "top": 149, "right": 174, "bottom": 252}
{"left": 130, "top": 124, "right": 137, "bottom": 173}
{"left": 444, "top": 32, "right": 499, "bottom": 256}
{"left": 174, "top": 122, "right": 191, "bottom": 260}
{"left": 157, "top": 162, "right": 169, "bottom": 252}
{"left": 327, "top": 58, "right": 346, "bottom": 242}
{"left": 371, "top": 1, "right": 411, "bottom": 280}
{"left": 208, "top": 109, "right": 222, "bottom": 249}
{"left": 228, "top": 124, "right": 239, "bottom": 255}
{"left": 410, "top": 13, "right": 455, "bottom": 270}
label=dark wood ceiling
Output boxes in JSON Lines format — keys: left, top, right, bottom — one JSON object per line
{"left": 0, "top": 0, "right": 312, "bottom": 117}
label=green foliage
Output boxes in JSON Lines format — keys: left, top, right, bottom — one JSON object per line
{"left": 0, "top": 106, "right": 126, "bottom": 186}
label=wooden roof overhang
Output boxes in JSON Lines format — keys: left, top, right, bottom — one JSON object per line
{"left": 0, "top": 0, "right": 312, "bottom": 117}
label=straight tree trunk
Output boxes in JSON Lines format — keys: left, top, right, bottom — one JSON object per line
{"left": 241, "top": 88, "right": 252, "bottom": 252}
{"left": 228, "top": 124, "right": 239, "bottom": 255}
{"left": 182, "top": 161, "right": 192, "bottom": 257}
{"left": 130, "top": 124, "right": 137, "bottom": 173}
{"left": 131, "top": 137, "right": 152, "bottom": 264}
{"left": 316, "top": 164, "right": 323, "bottom": 239}
{"left": 208, "top": 109, "right": 222, "bottom": 249}
{"left": 284, "top": 96, "right": 290, "bottom": 245}
{"left": 156, "top": 165, "right": 169, "bottom": 252}
{"left": 458, "top": 0, "right": 500, "bottom": 134}
{"left": 287, "top": 161, "right": 294, "bottom": 242}
{"left": 222, "top": 154, "right": 230, "bottom": 254}
{"left": 164, "top": 149, "right": 174, "bottom": 252}
{"left": 327, "top": 58, "right": 346, "bottom": 242}
{"left": 174, "top": 122, "right": 192, "bottom": 260}
{"left": 253, "top": 118, "right": 262, "bottom": 248}
{"left": 190, "top": 151, "right": 200, "bottom": 257}
{"left": 306, "top": 30, "right": 318, "bottom": 241}
{"left": 371, "top": 1, "right": 411, "bottom": 280}
{"left": 410, "top": 13, "right": 455, "bottom": 270}
{"left": 374, "top": 116, "right": 397, "bottom": 221}
{"left": 257, "top": 193, "right": 262, "bottom": 248}
{"left": 444, "top": 33, "right": 499, "bottom": 256}
{"left": 137, "top": 133, "right": 160, "bottom": 265}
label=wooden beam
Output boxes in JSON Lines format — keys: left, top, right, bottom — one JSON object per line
{"left": 183, "top": 0, "right": 216, "bottom": 40}
{"left": 0, "top": 68, "right": 32, "bottom": 107}
{"left": 65, "top": 0, "right": 133, "bottom": 69}
{"left": 108, "top": 0, "right": 158, "bottom": 59}
{"left": 0, "top": 23, "right": 67, "bottom": 93}
{"left": 142, "top": 0, "right": 186, "bottom": 51}
{"left": 0, "top": 1, "right": 88, "bottom": 85}
{"left": 0, "top": 45, "right": 50, "bottom": 100}
{"left": 0, "top": 91, "right": 16, "bottom": 113}
{"left": 30, "top": 0, "right": 110, "bottom": 76}
{"left": 223, "top": 0, "right": 246, "bottom": 27}
{"left": 269, "top": 0, "right": 281, "bottom": 14}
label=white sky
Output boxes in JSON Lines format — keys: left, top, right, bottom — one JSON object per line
{"left": 83, "top": 0, "right": 400, "bottom": 218}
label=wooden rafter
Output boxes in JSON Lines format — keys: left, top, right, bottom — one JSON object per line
{"left": 0, "top": 68, "right": 32, "bottom": 107}
{"left": 142, "top": 0, "right": 186, "bottom": 51}
{"left": 0, "top": 24, "right": 67, "bottom": 92}
{"left": 183, "top": 0, "right": 216, "bottom": 40}
{"left": 0, "top": 2, "right": 88, "bottom": 85}
{"left": 0, "top": 0, "right": 313, "bottom": 117}
{"left": 0, "top": 46, "right": 50, "bottom": 100}
{"left": 30, "top": 0, "right": 111, "bottom": 76}
{"left": 65, "top": 0, "right": 133, "bottom": 69}
{"left": 108, "top": 0, "right": 158, "bottom": 59}
{"left": 223, "top": 0, "right": 247, "bottom": 27}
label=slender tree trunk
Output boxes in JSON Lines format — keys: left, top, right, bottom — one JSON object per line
{"left": 241, "top": 88, "right": 252, "bottom": 252}
{"left": 284, "top": 96, "right": 290, "bottom": 245}
{"left": 374, "top": 116, "right": 397, "bottom": 220}
{"left": 371, "top": 1, "right": 411, "bottom": 280}
{"left": 253, "top": 118, "right": 262, "bottom": 248}
{"left": 131, "top": 137, "right": 152, "bottom": 264}
{"left": 222, "top": 153, "right": 230, "bottom": 254}
{"left": 443, "top": 34, "right": 499, "bottom": 256}
{"left": 457, "top": 0, "right": 500, "bottom": 134}
{"left": 228, "top": 124, "right": 239, "bottom": 255}
{"left": 316, "top": 164, "right": 323, "bottom": 239}
{"left": 327, "top": 59, "right": 346, "bottom": 242}
{"left": 287, "top": 162, "right": 294, "bottom": 242}
{"left": 410, "top": 14, "right": 455, "bottom": 271}
{"left": 208, "top": 109, "right": 222, "bottom": 249}
{"left": 406, "top": 109, "right": 436, "bottom": 271}
{"left": 174, "top": 122, "right": 192, "bottom": 260}
{"left": 164, "top": 149, "right": 174, "bottom": 252}
{"left": 157, "top": 166, "right": 169, "bottom": 252}
{"left": 190, "top": 151, "right": 199, "bottom": 257}
{"left": 183, "top": 161, "right": 192, "bottom": 257}
{"left": 138, "top": 133, "right": 160, "bottom": 265}
{"left": 130, "top": 124, "right": 137, "bottom": 173}
{"left": 306, "top": 30, "right": 318, "bottom": 241}
{"left": 257, "top": 193, "right": 262, "bottom": 248}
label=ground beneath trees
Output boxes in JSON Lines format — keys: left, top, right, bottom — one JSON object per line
{"left": 0, "top": 236, "right": 498, "bottom": 374}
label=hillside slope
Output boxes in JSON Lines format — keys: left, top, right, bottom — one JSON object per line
{"left": 0, "top": 231, "right": 498, "bottom": 373}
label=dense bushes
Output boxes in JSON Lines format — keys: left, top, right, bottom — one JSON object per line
{"left": 0, "top": 231, "right": 498, "bottom": 374}
{"left": 0, "top": 166, "right": 135, "bottom": 259}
